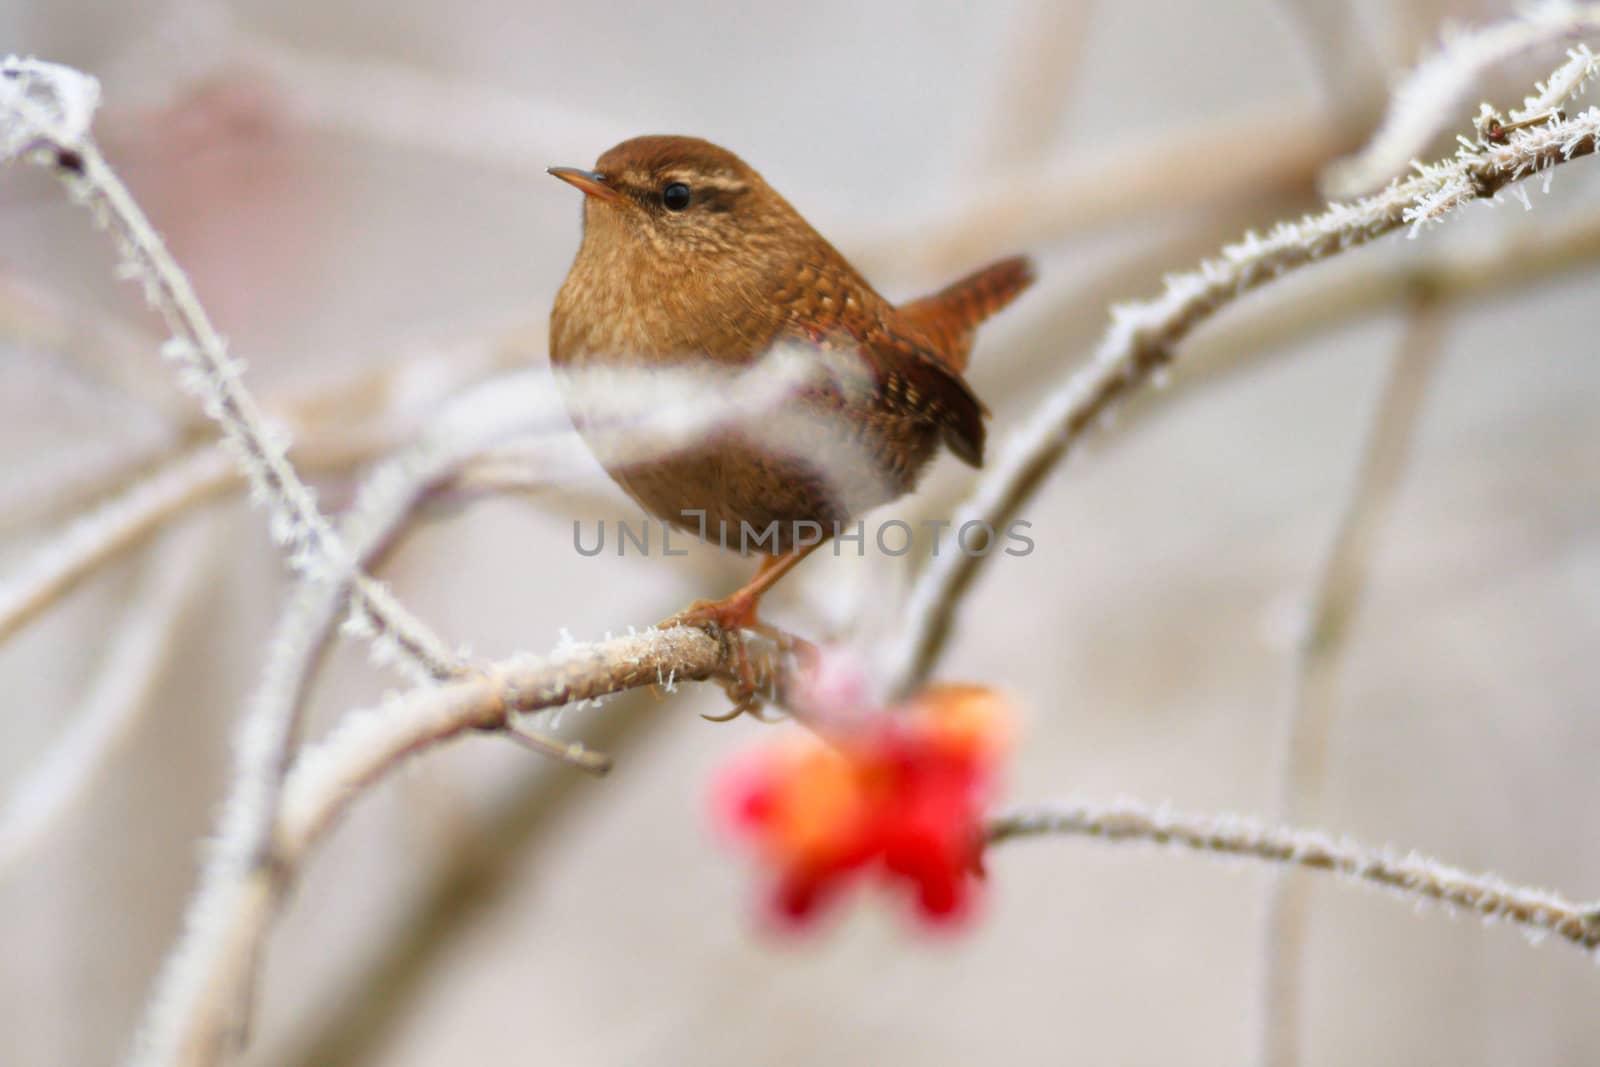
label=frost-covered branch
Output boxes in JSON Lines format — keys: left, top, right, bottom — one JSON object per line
{"left": 988, "top": 799, "right": 1600, "bottom": 956}
{"left": 1160, "top": 206, "right": 1600, "bottom": 397}
{"left": 0, "top": 413, "right": 428, "bottom": 652}
{"left": 131, "top": 347, "right": 835, "bottom": 1066}
{"left": 0, "top": 317, "right": 516, "bottom": 536}
{"left": 212, "top": 369, "right": 579, "bottom": 889}
{"left": 888, "top": 71, "right": 1600, "bottom": 691}
{"left": 278, "top": 628, "right": 742, "bottom": 851}
{"left": 1326, "top": 1, "right": 1600, "bottom": 195}
{"left": 0, "top": 308, "right": 549, "bottom": 648}
{"left": 223, "top": 353, "right": 803, "bottom": 863}
{"left": 0, "top": 57, "right": 98, "bottom": 160}
{"left": 130, "top": 385, "right": 569, "bottom": 1067}
{"left": 130, "top": 623, "right": 762, "bottom": 1067}
{"left": 2, "top": 55, "right": 461, "bottom": 683}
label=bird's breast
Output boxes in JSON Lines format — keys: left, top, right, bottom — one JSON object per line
{"left": 548, "top": 245, "right": 940, "bottom": 549}
{"left": 551, "top": 246, "right": 781, "bottom": 371}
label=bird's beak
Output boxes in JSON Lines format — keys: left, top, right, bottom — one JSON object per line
{"left": 548, "top": 166, "right": 624, "bottom": 205}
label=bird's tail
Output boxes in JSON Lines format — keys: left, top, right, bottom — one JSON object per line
{"left": 898, "top": 255, "right": 1036, "bottom": 372}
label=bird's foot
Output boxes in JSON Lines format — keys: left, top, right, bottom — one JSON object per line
{"left": 659, "top": 548, "right": 822, "bottom": 721}
{"left": 658, "top": 592, "right": 789, "bottom": 722}
{"left": 660, "top": 589, "right": 762, "bottom": 637}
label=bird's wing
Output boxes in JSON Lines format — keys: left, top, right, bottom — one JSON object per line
{"left": 781, "top": 315, "right": 988, "bottom": 469}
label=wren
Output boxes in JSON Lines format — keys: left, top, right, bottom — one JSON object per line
{"left": 549, "top": 135, "right": 1033, "bottom": 647}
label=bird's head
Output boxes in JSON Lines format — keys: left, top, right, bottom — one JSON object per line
{"left": 550, "top": 135, "right": 803, "bottom": 265}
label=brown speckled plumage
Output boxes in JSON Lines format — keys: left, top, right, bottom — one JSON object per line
{"left": 550, "top": 135, "right": 1034, "bottom": 555}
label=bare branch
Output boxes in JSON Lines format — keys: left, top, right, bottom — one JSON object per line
{"left": 3, "top": 56, "right": 471, "bottom": 683}
{"left": 0, "top": 57, "right": 99, "bottom": 159}
{"left": 1326, "top": 2, "right": 1600, "bottom": 196}
{"left": 231, "top": 367, "right": 610, "bottom": 860}
{"left": 1155, "top": 207, "right": 1600, "bottom": 400}
{"left": 279, "top": 685, "right": 671, "bottom": 1067}
{"left": 888, "top": 78, "right": 1600, "bottom": 692}
{"left": 130, "top": 624, "right": 748, "bottom": 1067}
{"left": 0, "top": 420, "right": 420, "bottom": 651}
{"left": 988, "top": 799, "right": 1600, "bottom": 955}
{"left": 0, "top": 322, "right": 517, "bottom": 536}
{"left": 133, "top": 343, "right": 841, "bottom": 1064}
{"left": 128, "top": 349, "right": 825, "bottom": 1065}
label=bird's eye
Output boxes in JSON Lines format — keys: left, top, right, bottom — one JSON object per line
{"left": 661, "top": 182, "right": 692, "bottom": 211}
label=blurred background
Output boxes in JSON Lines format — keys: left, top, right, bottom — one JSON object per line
{"left": 2, "top": 0, "right": 1598, "bottom": 1063}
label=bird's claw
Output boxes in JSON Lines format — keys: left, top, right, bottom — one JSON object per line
{"left": 659, "top": 593, "right": 781, "bottom": 721}
{"left": 707, "top": 625, "right": 771, "bottom": 721}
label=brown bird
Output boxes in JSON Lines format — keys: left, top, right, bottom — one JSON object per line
{"left": 549, "top": 135, "right": 1033, "bottom": 650}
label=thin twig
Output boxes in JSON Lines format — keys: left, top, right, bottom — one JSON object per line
{"left": 1148, "top": 209, "right": 1600, "bottom": 403}
{"left": 0, "top": 321, "right": 518, "bottom": 536}
{"left": 132, "top": 342, "right": 846, "bottom": 1063}
{"left": 988, "top": 799, "right": 1600, "bottom": 955}
{"left": 889, "top": 79, "right": 1600, "bottom": 693}
{"left": 2, "top": 57, "right": 462, "bottom": 683}
{"left": 1254, "top": 296, "right": 1447, "bottom": 1067}
{"left": 888, "top": 211, "right": 1600, "bottom": 673}
{"left": 279, "top": 687, "right": 669, "bottom": 1067}
{"left": 130, "top": 624, "right": 757, "bottom": 1067}
{"left": 1041, "top": 207, "right": 1600, "bottom": 481}
{"left": 235, "top": 368, "right": 605, "bottom": 856}
{"left": 132, "top": 352, "right": 824, "bottom": 1066}
{"left": 1325, "top": 2, "right": 1600, "bottom": 196}
{"left": 0, "top": 422, "right": 418, "bottom": 650}
{"left": 200, "top": 414, "right": 526, "bottom": 1035}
